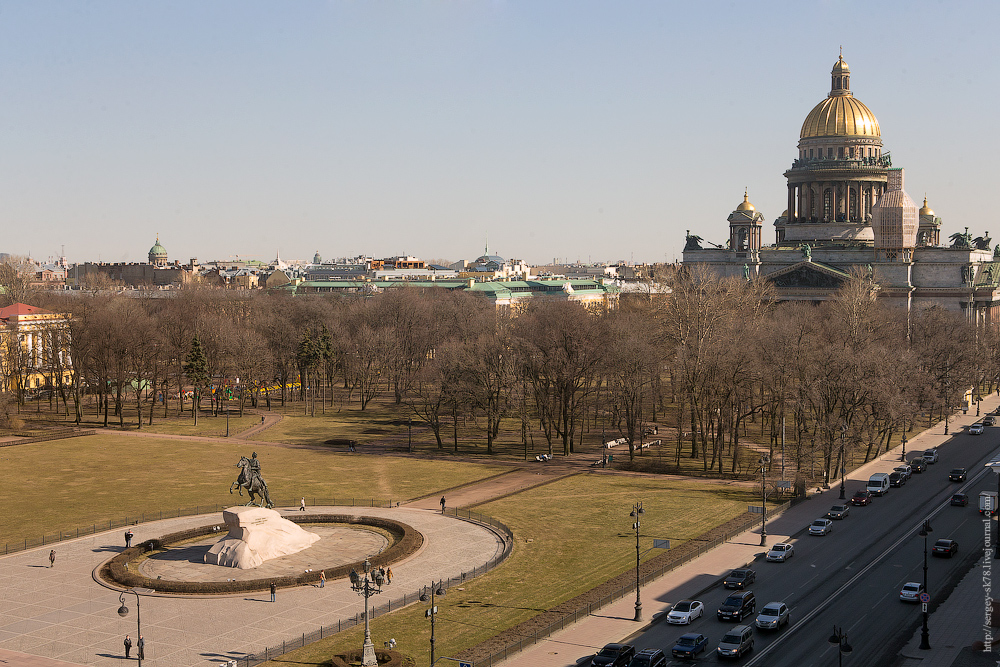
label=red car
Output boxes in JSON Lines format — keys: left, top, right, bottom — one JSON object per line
{"left": 851, "top": 490, "right": 872, "bottom": 506}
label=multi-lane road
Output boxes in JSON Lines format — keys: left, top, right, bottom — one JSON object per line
{"left": 621, "top": 426, "right": 999, "bottom": 665}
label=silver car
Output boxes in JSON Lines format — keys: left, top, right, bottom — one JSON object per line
{"left": 755, "top": 601, "right": 790, "bottom": 630}
{"left": 765, "top": 543, "right": 794, "bottom": 562}
{"left": 808, "top": 518, "right": 833, "bottom": 536}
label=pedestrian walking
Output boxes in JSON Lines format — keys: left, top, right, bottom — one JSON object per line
{"left": 386, "top": 566, "right": 393, "bottom": 584}
{"left": 48, "top": 550, "right": 55, "bottom": 567}
{"left": 123, "top": 634, "right": 132, "bottom": 659}
{"left": 125, "top": 529, "right": 133, "bottom": 548}
{"left": 137, "top": 635, "right": 145, "bottom": 660}
{"left": 270, "top": 581, "right": 276, "bottom": 603}
{"left": 319, "top": 570, "right": 325, "bottom": 588}
{"left": 300, "top": 497, "right": 306, "bottom": 511}
{"left": 440, "top": 496, "right": 446, "bottom": 513}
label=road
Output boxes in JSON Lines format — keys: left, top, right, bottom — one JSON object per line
{"left": 619, "top": 426, "right": 999, "bottom": 666}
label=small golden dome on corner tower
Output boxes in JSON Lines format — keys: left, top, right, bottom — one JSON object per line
{"left": 920, "top": 196, "right": 935, "bottom": 217}
{"left": 737, "top": 190, "right": 755, "bottom": 212}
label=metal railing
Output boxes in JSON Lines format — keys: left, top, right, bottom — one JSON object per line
{"left": 0, "top": 428, "right": 95, "bottom": 448}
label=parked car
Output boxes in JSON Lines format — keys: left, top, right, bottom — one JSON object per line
{"left": 951, "top": 493, "right": 969, "bottom": 507}
{"left": 985, "top": 415, "right": 996, "bottom": 426}
{"left": 970, "top": 423, "right": 984, "bottom": 435}
{"left": 670, "top": 633, "right": 708, "bottom": 660}
{"left": 825, "top": 504, "right": 850, "bottom": 520}
{"left": 717, "top": 591, "right": 756, "bottom": 621}
{"left": 900, "top": 582, "right": 925, "bottom": 602}
{"left": 949, "top": 468, "right": 967, "bottom": 482}
{"left": 809, "top": 518, "right": 833, "bottom": 536}
{"left": 755, "top": 601, "right": 790, "bottom": 630}
{"left": 851, "top": 490, "right": 873, "bottom": 506}
{"left": 894, "top": 464, "right": 912, "bottom": 480}
{"left": 932, "top": 539, "right": 959, "bottom": 557}
{"left": 666, "top": 599, "right": 704, "bottom": 625}
{"left": 627, "top": 647, "right": 666, "bottom": 667}
{"left": 909, "top": 458, "right": 927, "bottom": 473}
{"left": 716, "top": 625, "right": 755, "bottom": 659}
{"left": 888, "top": 471, "right": 905, "bottom": 487}
{"left": 723, "top": 568, "right": 756, "bottom": 589}
{"left": 766, "top": 543, "right": 794, "bottom": 562}
{"left": 923, "top": 449, "right": 939, "bottom": 464}
{"left": 593, "top": 643, "right": 636, "bottom": 667}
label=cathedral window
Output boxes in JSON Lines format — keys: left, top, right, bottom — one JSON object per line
{"left": 827, "top": 147, "right": 834, "bottom": 158}
{"left": 823, "top": 189, "right": 833, "bottom": 221}
{"left": 838, "top": 147, "right": 844, "bottom": 158}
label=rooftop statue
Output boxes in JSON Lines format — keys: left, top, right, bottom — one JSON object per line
{"left": 949, "top": 230, "right": 972, "bottom": 249}
{"left": 684, "top": 231, "right": 703, "bottom": 251}
{"left": 799, "top": 243, "right": 812, "bottom": 260}
{"left": 231, "top": 452, "right": 274, "bottom": 508}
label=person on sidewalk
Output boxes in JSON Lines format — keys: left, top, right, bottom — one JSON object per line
{"left": 48, "top": 550, "right": 55, "bottom": 567}
{"left": 386, "top": 566, "right": 392, "bottom": 584}
{"left": 270, "top": 581, "right": 276, "bottom": 602}
{"left": 319, "top": 570, "right": 325, "bottom": 588}
{"left": 440, "top": 496, "right": 446, "bottom": 513}
{"left": 137, "top": 635, "right": 145, "bottom": 660}
{"left": 125, "top": 529, "right": 133, "bottom": 548}
{"left": 123, "top": 634, "right": 132, "bottom": 659}
{"left": 300, "top": 497, "right": 306, "bottom": 511}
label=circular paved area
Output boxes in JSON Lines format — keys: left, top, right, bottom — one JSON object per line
{"left": 141, "top": 525, "right": 389, "bottom": 582}
{"left": 0, "top": 506, "right": 506, "bottom": 666}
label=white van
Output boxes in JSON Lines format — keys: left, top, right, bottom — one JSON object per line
{"left": 867, "top": 473, "right": 890, "bottom": 496}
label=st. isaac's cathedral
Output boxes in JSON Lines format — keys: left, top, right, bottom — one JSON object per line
{"left": 682, "top": 54, "right": 998, "bottom": 323}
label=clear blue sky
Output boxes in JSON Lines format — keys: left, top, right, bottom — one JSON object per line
{"left": 1, "top": 1, "right": 996, "bottom": 266}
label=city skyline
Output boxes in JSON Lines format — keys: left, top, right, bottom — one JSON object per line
{"left": 1, "top": 1, "right": 996, "bottom": 265}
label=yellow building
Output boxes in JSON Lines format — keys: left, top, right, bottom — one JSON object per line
{"left": 0, "top": 303, "right": 73, "bottom": 395}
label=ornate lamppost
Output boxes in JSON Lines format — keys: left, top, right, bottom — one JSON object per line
{"left": 758, "top": 455, "right": 770, "bottom": 546}
{"left": 419, "top": 580, "right": 446, "bottom": 666}
{"left": 839, "top": 424, "right": 847, "bottom": 500}
{"left": 828, "top": 625, "right": 852, "bottom": 666}
{"left": 629, "top": 502, "right": 644, "bottom": 622}
{"left": 349, "top": 558, "right": 384, "bottom": 667}
{"left": 918, "top": 519, "right": 933, "bottom": 650}
{"left": 116, "top": 590, "right": 142, "bottom": 666}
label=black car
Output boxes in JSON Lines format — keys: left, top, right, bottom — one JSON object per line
{"left": 985, "top": 415, "right": 996, "bottom": 426}
{"left": 949, "top": 468, "right": 967, "bottom": 482}
{"left": 723, "top": 568, "right": 756, "bottom": 589}
{"left": 889, "top": 471, "right": 905, "bottom": 487}
{"left": 593, "top": 643, "right": 636, "bottom": 667}
{"left": 628, "top": 647, "right": 667, "bottom": 667}
{"left": 909, "top": 458, "right": 927, "bottom": 473}
{"left": 932, "top": 539, "right": 959, "bottom": 557}
{"left": 717, "top": 591, "right": 756, "bottom": 621}
{"left": 851, "top": 490, "right": 872, "bottom": 506}
{"left": 952, "top": 493, "right": 969, "bottom": 507}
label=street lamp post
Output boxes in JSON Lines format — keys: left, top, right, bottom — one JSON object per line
{"left": 116, "top": 590, "right": 142, "bottom": 667}
{"left": 900, "top": 430, "right": 907, "bottom": 462}
{"left": 349, "top": 558, "right": 384, "bottom": 667}
{"left": 629, "top": 502, "right": 645, "bottom": 622}
{"left": 918, "top": 519, "right": 933, "bottom": 650}
{"left": 839, "top": 425, "right": 847, "bottom": 500}
{"left": 419, "top": 581, "right": 446, "bottom": 666}
{"left": 828, "top": 625, "right": 853, "bottom": 667}
{"left": 759, "top": 455, "right": 770, "bottom": 547}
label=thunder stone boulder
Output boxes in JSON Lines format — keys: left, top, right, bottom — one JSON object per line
{"left": 205, "top": 507, "right": 320, "bottom": 569}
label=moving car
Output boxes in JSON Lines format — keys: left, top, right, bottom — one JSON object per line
{"left": 716, "top": 625, "right": 755, "bottom": 659}
{"left": 755, "top": 601, "right": 790, "bottom": 630}
{"left": 670, "top": 632, "right": 708, "bottom": 659}
{"left": 851, "top": 490, "right": 873, "bottom": 506}
{"left": 923, "top": 449, "right": 939, "bottom": 463}
{"left": 723, "top": 568, "right": 756, "bottom": 589}
{"left": 717, "top": 591, "right": 756, "bottom": 621}
{"left": 766, "top": 543, "right": 794, "bottom": 562}
{"left": 809, "top": 518, "right": 833, "bottom": 536}
{"left": 593, "top": 643, "right": 636, "bottom": 667}
{"left": 951, "top": 493, "right": 969, "bottom": 507}
{"left": 950, "top": 468, "right": 967, "bottom": 482}
{"left": 627, "top": 647, "right": 666, "bottom": 667}
{"left": 666, "top": 599, "right": 704, "bottom": 625}
{"left": 893, "top": 464, "right": 912, "bottom": 480}
{"left": 985, "top": 415, "right": 997, "bottom": 426}
{"left": 825, "top": 504, "right": 850, "bottom": 520}
{"left": 867, "top": 473, "right": 890, "bottom": 496}
{"left": 900, "top": 582, "right": 925, "bottom": 602}
{"left": 888, "top": 471, "right": 905, "bottom": 488}
{"left": 969, "top": 423, "right": 984, "bottom": 435}
{"left": 909, "top": 458, "right": 927, "bottom": 473}
{"left": 670, "top": 633, "right": 708, "bottom": 660}
{"left": 932, "top": 539, "right": 959, "bottom": 557}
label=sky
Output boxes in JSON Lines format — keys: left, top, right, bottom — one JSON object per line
{"left": 1, "top": 1, "right": 997, "bottom": 267}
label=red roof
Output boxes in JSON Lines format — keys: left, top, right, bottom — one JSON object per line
{"left": 0, "top": 303, "right": 53, "bottom": 319}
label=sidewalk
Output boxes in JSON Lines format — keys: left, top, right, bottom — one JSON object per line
{"left": 497, "top": 399, "right": 1000, "bottom": 667}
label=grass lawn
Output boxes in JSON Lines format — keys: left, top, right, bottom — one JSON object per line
{"left": 0, "top": 434, "right": 505, "bottom": 549}
{"left": 261, "top": 474, "right": 761, "bottom": 667}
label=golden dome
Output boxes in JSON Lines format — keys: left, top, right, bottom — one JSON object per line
{"left": 832, "top": 54, "right": 850, "bottom": 74}
{"left": 737, "top": 190, "right": 755, "bottom": 211}
{"left": 920, "top": 196, "right": 934, "bottom": 217}
{"left": 800, "top": 94, "right": 880, "bottom": 139}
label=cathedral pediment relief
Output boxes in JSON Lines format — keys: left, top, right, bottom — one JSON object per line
{"left": 765, "top": 262, "right": 848, "bottom": 289}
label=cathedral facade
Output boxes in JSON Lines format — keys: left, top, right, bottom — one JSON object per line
{"left": 683, "top": 55, "right": 999, "bottom": 324}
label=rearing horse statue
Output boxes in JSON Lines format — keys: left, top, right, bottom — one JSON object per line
{"left": 231, "top": 456, "right": 274, "bottom": 508}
